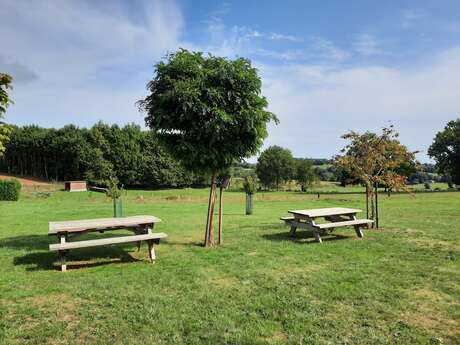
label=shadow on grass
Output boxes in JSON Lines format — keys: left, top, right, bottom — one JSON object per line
{"left": 262, "top": 230, "right": 349, "bottom": 244}
{"left": 0, "top": 234, "right": 145, "bottom": 271}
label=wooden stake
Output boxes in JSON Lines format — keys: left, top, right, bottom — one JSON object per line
{"left": 218, "top": 186, "right": 223, "bottom": 245}
{"left": 375, "top": 184, "right": 379, "bottom": 229}
{"left": 208, "top": 181, "right": 217, "bottom": 246}
{"left": 204, "top": 171, "right": 217, "bottom": 247}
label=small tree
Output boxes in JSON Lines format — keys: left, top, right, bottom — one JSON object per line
{"left": 335, "top": 126, "right": 417, "bottom": 228}
{"left": 0, "top": 73, "right": 13, "bottom": 157}
{"left": 428, "top": 118, "right": 460, "bottom": 186}
{"left": 243, "top": 175, "right": 257, "bottom": 215}
{"left": 294, "top": 158, "right": 316, "bottom": 191}
{"left": 256, "top": 146, "right": 294, "bottom": 190}
{"left": 138, "top": 49, "right": 277, "bottom": 247}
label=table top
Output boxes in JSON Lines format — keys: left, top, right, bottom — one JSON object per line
{"left": 288, "top": 207, "right": 362, "bottom": 218}
{"left": 49, "top": 215, "right": 161, "bottom": 234}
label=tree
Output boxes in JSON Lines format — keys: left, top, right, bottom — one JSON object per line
{"left": 0, "top": 73, "right": 13, "bottom": 157}
{"left": 428, "top": 119, "right": 460, "bottom": 186}
{"left": 335, "top": 126, "right": 417, "bottom": 228}
{"left": 294, "top": 158, "right": 316, "bottom": 191}
{"left": 138, "top": 49, "right": 277, "bottom": 247}
{"left": 256, "top": 146, "right": 294, "bottom": 190}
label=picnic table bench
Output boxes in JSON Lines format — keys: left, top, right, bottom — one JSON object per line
{"left": 49, "top": 215, "right": 166, "bottom": 271}
{"left": 281, "top": 207, "right": 373, "bottom": 243}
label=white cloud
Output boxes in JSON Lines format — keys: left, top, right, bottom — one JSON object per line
{"left": 258, "top": 47, "right": 460, "bottom": 161}
{"left": 1, "top": 0, "right": 183, "bottom": 127}
{"left": 310, "top": 37, "right": 351, "bottom": 62}
{"left": 353, "top": 34, "right": 380, "bottom": 57}
{"left": 401, "top": 8, "right": 425, "bottom": 29}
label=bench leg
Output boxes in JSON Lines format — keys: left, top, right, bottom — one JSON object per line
{"left": 58, "top": 250, "right": 67, "bottom": 272}
{"left": 314, "top": 232, "right": 322, "bottom": 243}
{"left": 354, "top": 226, "right": 364, "bottom": 238}
{"left": 137, "top": 241, "right": 141, "bottom": 251}
{"left": 147, "top": 240, "right": 156, "bottom": 263}
{"left": 290, "top": 226, "right": 297, "bottom": 238}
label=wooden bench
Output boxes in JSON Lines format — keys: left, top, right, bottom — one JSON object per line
{"left": 281, "top": 208, "right": 373, "bottom": 243}
{"left": 48, "top": 215, "right": 165, "bottom": 271}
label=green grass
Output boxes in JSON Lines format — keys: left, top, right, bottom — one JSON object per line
{"left": 0, "top": 188, "right": 459, "bottom": 344}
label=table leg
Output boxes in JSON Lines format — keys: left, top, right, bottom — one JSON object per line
{"left": 354, "top": 226, "right": 364, "bottom": 238}
{"left": 290, "top": 225, "right": 297, "bottom": 238}
{"left": 147, "top": 240, "right": 156, "bottom": 263}
{"left": 58, "top": 250, "right": 67, "bottom": 272}
{"left": 314, "top": 231, "right": 322, "bottom": 243}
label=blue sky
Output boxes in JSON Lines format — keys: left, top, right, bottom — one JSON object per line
{"left": 1, "top": 0, "right": 459, "bottom": 161}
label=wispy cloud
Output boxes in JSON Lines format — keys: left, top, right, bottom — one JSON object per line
{"left": 401, "top": 8, "right": 425, "bottom": 29}
{"left": 310, "top": 37, "right": 350, "bottom": 62}
{"left": 353, "top": 34, "right": 380, "bottom": 57}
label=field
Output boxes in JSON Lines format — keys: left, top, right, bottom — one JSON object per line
{"left": 0, "top": 187, "right": 459, "bottom": 344}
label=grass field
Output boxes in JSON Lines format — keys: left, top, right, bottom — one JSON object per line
{"left": 0, "top": 188, "right": 459, "bottom": 344}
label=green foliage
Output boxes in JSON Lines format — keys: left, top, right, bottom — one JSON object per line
{"left": 428, "top": 118, "right": 460, "bottom": 186}
{"left": 139, "top": 49, "right": 277, "bottom": 174}
{"left": 0, "top": 123, "right": 206, "bottom": 188}
{"left": 256, "top": 145, "right": 295, "bottom": 189}
{"left": 105, "top": 176, "right": 123, "bottom": 200}
{"left": 0, "top": 73, "right": 13, "bottom": 157}
{"left": 242, "top": 175, "right": 257, "bottom": 195}
{"left": 0, "top": 178, "right": 21, "bottom": 201}
{"left": 0, "top": 73, "right": 13, "bottom": 117}
{"left": 294, "top": 158, "right": 316, "bottom": 191}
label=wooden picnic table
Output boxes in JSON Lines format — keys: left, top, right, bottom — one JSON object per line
{"left": 48, "top": 215, "right": 166, "bottom": 271}
{"left": 281, "top": 207, "right": 373, "bottom": 243}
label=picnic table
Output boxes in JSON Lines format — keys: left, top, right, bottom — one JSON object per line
{"left": 49, "top": 215, "right": 167, "bottom": 271}
{"left": 281, "top": 207, "right": 373, "bottom": 243}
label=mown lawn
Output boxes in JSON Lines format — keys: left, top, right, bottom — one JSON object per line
{"left": 0, "top": 188, "right": 459, "bottom": 344}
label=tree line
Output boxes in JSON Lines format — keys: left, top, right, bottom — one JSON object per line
{"left": 0, "top": 122, "right": 208, "bottom": 188}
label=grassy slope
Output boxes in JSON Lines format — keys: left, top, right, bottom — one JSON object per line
{"left": 0, "top": 188, "right": 459, "bottom": 345}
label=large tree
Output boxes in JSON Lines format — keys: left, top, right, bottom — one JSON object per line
{"left": 294, "top": 158, "right": 316, "bottom": 191}
{"left": 0, "top": 73, "right": 13, "bottom": 157}
{"left": 335, "top": 126, "right": 418, "bottom": 228}
{"left": 256, "top": 146, "right": 295, "bottom": 190}
{"left": 428, "top": 119, "right": 460, "bottom": 186}
{"left": 138, "top": 49, "right": 277, "bottom": 247}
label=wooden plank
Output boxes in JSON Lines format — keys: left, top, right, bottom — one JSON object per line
{"left": 315, "top": 219, "right": 373, "bottom": 230}
{"left": 288, "top": 207, "right": 362, "bottom": 218}
{"left": 49, "top": 215, "right": 161, "bottom": 234}
{"left": 280, "top": 216, "right": 295, "bottom": 221}
{"left": 49, "top": 233, "right": 167, "bottom": 251}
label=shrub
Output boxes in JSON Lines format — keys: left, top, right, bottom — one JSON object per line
{"left": 0, "top": 178, "right": 21, "bottom": 201}
{"left": 424, "top": 182, "right": 431, "bottom": 190}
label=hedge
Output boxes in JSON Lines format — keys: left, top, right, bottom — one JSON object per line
{"left": 0, "top": 179, "right": 22, "bottom": 201}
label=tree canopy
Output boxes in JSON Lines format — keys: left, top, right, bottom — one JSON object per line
{"left": 139, "top": 49, "right": 277, "bottom": 246}
{"left": 335, "top": 126, "right": 418, "bottom": 227}
{"left": 256, "top": 146, "right": 295, "bottom": 190}
{"left": 138, "top": 49, "right": 277, "bottom": 174}
{"left": 0, "top": 73, "right": 13, "bottom": 157}
{"left": 294, "top": 158, "right": 316, "bottom": 191}
{"left": 428, "top": 118, "right": 460, "bottom": 186}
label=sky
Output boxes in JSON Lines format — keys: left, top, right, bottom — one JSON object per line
{"left": 1, "top": 0, "right": 459, "bottom": 162}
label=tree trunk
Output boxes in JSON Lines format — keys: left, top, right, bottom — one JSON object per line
{"left": 204, "top": 170, "right": 218, "bottom": 247}
{"left": 218, "top": 186, "right": 223, "bottom": 245}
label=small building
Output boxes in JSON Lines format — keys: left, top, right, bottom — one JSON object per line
{"left": 65, "top": 181, "right": 87, "bottom": 192}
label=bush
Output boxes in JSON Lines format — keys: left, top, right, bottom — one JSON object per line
{"left": 0, "top": 179, "right": 21, "bottom": 201}
{"left": 424, "top": 182, "right": 431, "bottom": 190}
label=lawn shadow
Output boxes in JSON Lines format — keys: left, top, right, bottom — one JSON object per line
{"left": 0, "top": 234, "right": 145, "bottom": 271}
{"left": 14, "top": 246, "right": 143, "bottom": 271}
{"left": 262, "top": 227, "right": 349, "bottom": 244}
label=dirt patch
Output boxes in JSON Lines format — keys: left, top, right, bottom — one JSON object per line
{"left": 403, "top": 288, "right": 460, "bottom": 336}
{"left": 0, "top": 172, "right": 52, "bottom": 186}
